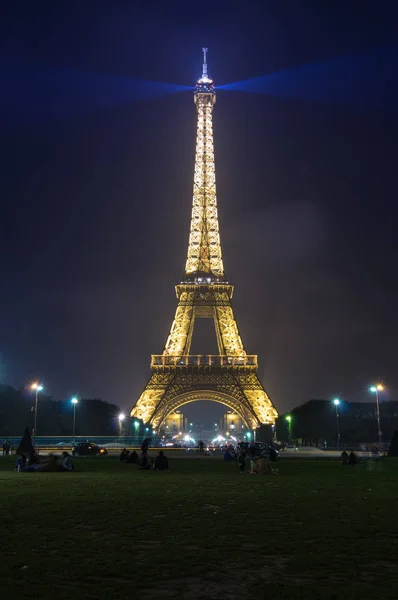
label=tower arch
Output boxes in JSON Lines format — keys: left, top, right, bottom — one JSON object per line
{"left": 149, "top": 390, "right": 252, "bottom": 430}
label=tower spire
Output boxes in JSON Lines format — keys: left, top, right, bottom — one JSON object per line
{"left": 202, "top": 47, "right": 208, "bottom": 79}
{"left": 185, "top": 49, "right": 223, "bottom": 280}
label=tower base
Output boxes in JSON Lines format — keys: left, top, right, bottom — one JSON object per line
{"left": 131, "top": 357, "right": 277, "bottom": 430}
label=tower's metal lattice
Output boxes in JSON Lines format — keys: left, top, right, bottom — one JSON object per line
{"left": 131, "top": 49, "right": 278, "bottom": 430}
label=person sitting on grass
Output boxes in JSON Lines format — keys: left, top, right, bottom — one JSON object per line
{"left": 340, "top": 450, "right": 348, "bottom": 465}
{"left": 60, "top": 451, "right": 74, "bottom": 471}
{"left": 41, "top": 453, "right": 59, "bottom": 472}
{"left": 29, "top": 450, "right": 39, "bottom": 465}
{"left": 138, "top": 452, "right": 151, "bottom": 470}
{"left": 224, "top": 449, "right": 235, "bottom": 462}
{"left": 348, "top": 451, "right": 357, "bottom": 466}
{"left": 127, "top": 450, "right": 138, "bottom": 464}
{"left": 15, "top": 454, "right": 26, "bottom": 471}
{"left": 23, "top": 453, "right": 41, "bottom": 472}
{"left": 120, "top": 448, "right": 129, "bottom": 462}
{"left": 154, "top": 450, "right": 169, "bottom": 470}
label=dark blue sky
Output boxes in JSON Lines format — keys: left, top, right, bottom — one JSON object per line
{"left": 1, "top": 0, "right": 398, "bottom": 424}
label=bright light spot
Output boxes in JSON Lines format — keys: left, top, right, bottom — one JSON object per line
{"left": 285, "top": 415, "right": 292, "bottom": 422}
{"left": 246, "top": 432, "right": 252, "bottom": 439}
{"left": 333, "top": 398, "right": 340, "bottom": 406}
{"left": 118, "top": 413, "right": 125, "bottom": 422}
{"left": 71, "top": 397, "right": 78, "bottom": 404}
{"left": 212, "top": 435, "right": 225, "bottom": 443}
{"left": 145, "top": 427, "right": 149, "bottom": 432}
{"left": 370, "top": 384, "right": 384, "bottom": 392}
{"left": 31, "top": 382, "right": 43, "bottom": 391}
{"left": 134, "top": 421, "right": 139, "bottom": 429}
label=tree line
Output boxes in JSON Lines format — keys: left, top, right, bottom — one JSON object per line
{"left": 260, "top": 399, "right": 398, "bottom": 445}
{"left": 275, "top": 400, "right": 398, "bottom": 446}
{"left": 0, "top": 384, "right": 127, "bottom": 437}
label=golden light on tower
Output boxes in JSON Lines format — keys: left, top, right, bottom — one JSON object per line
{"left": 131, "top": 49, "right": 278, "bottom": 429}
{"left": 185, "top": 51, "right": 223, "bottom": 279}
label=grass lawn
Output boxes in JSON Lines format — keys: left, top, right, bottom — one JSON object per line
{"left": 0, "top": 454, "right": 397, "bottom": 599}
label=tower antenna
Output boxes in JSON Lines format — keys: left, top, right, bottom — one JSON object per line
{"left": 202, "top": 47, "right": 208, "bottom": 78}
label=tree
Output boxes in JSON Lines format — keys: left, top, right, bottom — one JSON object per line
{"left": 16, "top": 426, "right": 34, "bottom": 455}
{"left": 388, "top": 430, "right": 398, "bottom": 457}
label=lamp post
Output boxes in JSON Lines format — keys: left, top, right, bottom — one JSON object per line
{"left": 118, "top": 413, "right": 125, "bottom": 438}
{"left": 31, "top": 382, "right": 43, "bottom": 444}
{"left": 285, "top": 415, "right": 292, "bottom": 443}
{"left": 370, "top": 384, "right": 384, "bottom": 446}
{"left": 333, "top": 398, "right": 340, "bottom": 447}
{"left": 71, "top": 397, "right": 78, "bottom": 444}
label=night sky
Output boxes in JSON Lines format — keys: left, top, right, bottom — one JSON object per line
{"left": 2, "top": 1, "right": 398, "bottom": 425}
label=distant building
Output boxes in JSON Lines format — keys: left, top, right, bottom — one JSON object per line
{"left": 163, "top": 410, "right": 187, "bottom": 434}
{"left": 221, "top": 411, "right": 245, "bottom": 435}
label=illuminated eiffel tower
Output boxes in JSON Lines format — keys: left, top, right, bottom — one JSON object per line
{"left": 131, "top": 49, "right": 278, "bottom": 431}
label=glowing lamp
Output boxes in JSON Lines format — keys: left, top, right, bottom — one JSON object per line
{"left": 31, "top": 382, "right": 43, "bottom": 391}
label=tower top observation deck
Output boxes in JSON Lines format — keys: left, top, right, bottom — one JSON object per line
{"left": 195, "top": 47, "right": 216, "bottom": 97}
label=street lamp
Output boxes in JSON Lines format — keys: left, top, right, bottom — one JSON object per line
{"left": 370, "top": 384, "right": 384, "bottom": 445}
{"left": 71, "top": 397, "right": 78, "bottom": 444}
{"left": 118, "top": 413, "right": 125, "bottom": 438}
{"left": 333, "top": 398, "right": 341, "bottom": 447}
{"left": 285, "top": 415, "right": 292, "bottom": 443}
{"left": 31, "top": 382, "right": 43, "bottom": 444}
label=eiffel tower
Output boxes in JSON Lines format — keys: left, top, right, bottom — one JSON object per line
{"left": 131, "top": 49, "right": 278, "bottom": 431}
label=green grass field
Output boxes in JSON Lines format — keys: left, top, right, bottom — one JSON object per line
{"left": 0, "top": 454, "right": 397, "bottom": 599}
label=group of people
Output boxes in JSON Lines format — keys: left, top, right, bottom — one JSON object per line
{"left": 2, "top": 440, "right": 11, "bottom": 455}
{"left": 237, "top": 443, "right": 279, "bottom": 475}
{"left": 120, "top": 448, "right": 139, "bottom": 464}
{"left": 340, "top": 450, "right": 357, "bottom": 465}
{"left": 16, "top": 451, "right": 73, "bottom": 472}
{"left": 119, "top": 445, "right": 169, "bottom": 471}
{"left": 223, "top": 440, "right": 279, "bottom": 476}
